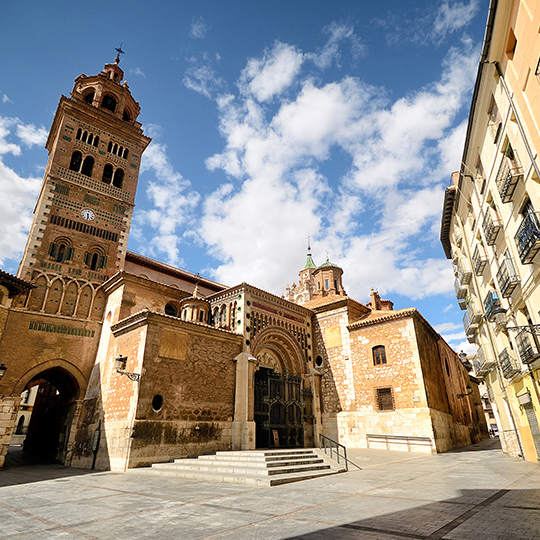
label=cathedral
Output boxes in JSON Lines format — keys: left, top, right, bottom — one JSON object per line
{"left": 0, "top": 58, "right": 486, "bottom": 470}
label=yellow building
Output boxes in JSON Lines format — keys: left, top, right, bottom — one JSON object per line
{"left": 441, "top": 0, "right": 540, "bottom": 462}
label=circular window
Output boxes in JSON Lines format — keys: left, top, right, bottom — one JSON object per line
{"left": 315, "top": 356, "right": 323, "bottom": 367}
{"left": 152, "top": 394, "right": 163, "bottom": 411}
{"left": 165, "top": 302, "right": 178, "bottom": 317}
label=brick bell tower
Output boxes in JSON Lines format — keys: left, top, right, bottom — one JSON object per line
{"left": 17, "top": 54, "right": 151, "bottom": 312}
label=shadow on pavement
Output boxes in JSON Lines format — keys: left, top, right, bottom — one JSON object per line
{"left": 0, "top": 445, "right": 100, "bottom": 487}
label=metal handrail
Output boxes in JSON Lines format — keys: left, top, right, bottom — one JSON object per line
{"left": 318, "top": 433, "right": 353, "bottom": 471}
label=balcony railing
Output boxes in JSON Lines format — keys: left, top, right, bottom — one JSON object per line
{"left": 457, "top": 258, "right": 472, "bottom": 285}
{"left": 463, "top": 312, "right": 478, "bottom": 339}
{"left": 476, "top": 345, "right": 495, "bottom": 376}
{"left": 482, "top": 207, "right": 502, "bottom": 245}
{"left": 495, "top": 154, "right": 523, "bottom": 203}
{"left": 484, "top": 290, "right": 500, "bottom": 321}
{"left": 515, "top": 328, "right": 540, "bottom": 364}
{"left": 499, "top": 348, "right": 521, "bottom": 378}
{"left": 515, "top": 212, "right": 540, "bottom": 264}
{"left": 496, "top": 257, "right": 520, "bottom": 298}
{"left": 467, "top": 297, "right": 482, "bottom": 325}
{"left": 454, "top": 277, "right": 467, "bottom": 300}
{"left": 472, "top": 244, "right": 488, "bottom": 275}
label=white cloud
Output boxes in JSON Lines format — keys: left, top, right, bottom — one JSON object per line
{"left": 191, "top": 16, "right": 209, "bottom": 39}
{"left": 308, "top": 22, "right": 365, "bottom": 69}
{"left": 183, "top": 64, "right": 224, "bottom": 99}
{"left": 2, "top": 94, "right": 12, "bottom": 104}
{"left": 138, "top": 139, "right": 200, "bottom": 265}
{"left": 433, "top": 1, "right": 481, "bottom": 40}
{"left": 239, "top": 42, "right": 304, "bottom": 102}
{"left": 434, "top": 322, "right": 462, "bottom": 333}
{"left": 16, "top": 123, "right": 48, "bottom": 147}
{"left": 199, "top": 37, "right": 478, "bottom": 299}
{"left": 131, "top": 67, "right": 146, "bottom": 78}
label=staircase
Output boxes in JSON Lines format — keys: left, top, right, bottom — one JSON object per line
{"left": 132, "top": 448, "right": 346, "bottom": 486}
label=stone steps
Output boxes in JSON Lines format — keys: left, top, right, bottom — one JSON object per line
{"left": 130, "top": 448, "right": 346, "bottom": 486}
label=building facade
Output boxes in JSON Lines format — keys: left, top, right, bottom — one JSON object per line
{"left": 441, "top": 0, "right": 540, "bottom": 462}
{"left": 0, "top": 57, "right": 485, "bottom": 470}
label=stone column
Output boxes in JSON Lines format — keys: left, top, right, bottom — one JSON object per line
{"left": 231, "top": 352, "right": 258, "bottom": 450}
{"left": 0, "top": 396, "right": 22, "bottom": 468}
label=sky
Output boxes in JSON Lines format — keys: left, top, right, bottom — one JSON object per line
{"left": 0, "top": 0, "right": 490, "bottom": 354}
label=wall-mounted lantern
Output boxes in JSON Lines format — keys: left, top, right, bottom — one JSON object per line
{"left": 114, "top": 355, "right": 141, "bottom": 382}
{"left": 0, "top": 363, "right": 6, "bottom": 380}
{"left": 457, "top": 384, "right": 473, "bottom": 399}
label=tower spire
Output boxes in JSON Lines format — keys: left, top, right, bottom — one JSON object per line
{"left": 114, "top": 42, "right": 125, "bottom": 64}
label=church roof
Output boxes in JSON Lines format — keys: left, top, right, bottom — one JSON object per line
{"left": 304, "top": 254, "right": 317, "bottom": 269}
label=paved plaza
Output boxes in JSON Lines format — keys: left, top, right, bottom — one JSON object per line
{"left": 1, "top": 439, "right": 539, "bottom": 540}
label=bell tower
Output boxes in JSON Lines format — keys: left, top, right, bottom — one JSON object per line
{"left": 18, "top": 55, "right": 151, "bottom": 292}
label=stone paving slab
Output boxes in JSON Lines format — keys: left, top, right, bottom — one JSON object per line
{"left": 1, "top": 439, "right": 538, "bottom": 540}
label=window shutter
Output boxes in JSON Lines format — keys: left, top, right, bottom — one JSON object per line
{"left": 98, "top": 256, "right": 107, "bottom": 269}
{"left": 84, "top": 252, "right": 90, "bottom": 265}
{"left": 48, "top": 243, "right": 57, "bottom": 258}
{"left": 66, "top": 247, "right": 74, "bottom": 261}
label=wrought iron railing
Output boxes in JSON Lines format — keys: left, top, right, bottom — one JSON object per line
{"left": 463, "top": 312, "right": 477, "bottom": 339}
{"left": 496, "top": 257, "right": 520, "bottom": 298}
{"left": 476, "top": 345, "right": 495, "bottom": 376}
{"left": 499, "top": 348, "right": 521, "bottom": 378}
{"left": 515, "top": 328, "right": 540, "bottom": 364}
{"left": 454, "top": 277, "right": 467, "bottom": 300}
{"left": 457, "top": 258, "right": 472, "bottom": 285}
{"left": 495, "top": 153, "right": 523, "bottom": 203}
{"left": 482, "top": 207, "right": 502, "bottom": 245}
{"left": 484, "top": 290, "right": 500, "bottom": 321}
{"left": 515, "top": 212, "right": 540, "bottom": 264}
{"left": 472, "top": 244, "right": 488, "bottom": 275}
{"left": 319, "top": 434, "right": 351, "bottom": 471}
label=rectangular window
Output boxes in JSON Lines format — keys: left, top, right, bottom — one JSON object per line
{"left": 373, "top": 345, "right": 387, "bottom": 366}
{"left": 376, "top": 387, "right": 394, "bottom": 411}
{"left": 324, "top": 279, "right": 329, "bottom": 290}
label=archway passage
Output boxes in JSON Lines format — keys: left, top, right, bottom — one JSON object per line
{"left": 254, "top": 367, "right": 307, "bottom": 449}
{"left": 22, "top": 367, "right": 79, "bottom": 463}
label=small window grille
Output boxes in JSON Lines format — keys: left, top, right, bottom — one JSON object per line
{"left": 376, "top": 387, "right": 394, "bottom": 411}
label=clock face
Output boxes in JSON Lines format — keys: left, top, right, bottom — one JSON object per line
{"left": 81, "top": 209, "right": 95, "bottom": 221}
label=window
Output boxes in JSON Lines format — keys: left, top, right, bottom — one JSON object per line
{"left": 324, "top": 279, "right": 329, "bottom": 290}
{"left": 506, "top": 28, "right": 517, "bottom": 60}
{"left": 69, "top": 151, "right": 82, "bottom": 172}
{"left": 334, "top": 279, "right": 338, "bottom": 290}
{"left": 375, "top": 387, "right": 394, "bottom": 411}
{"left": 84, "top": 249, "right": 106, "bottom": 271}
{"left": 488, "top": 97, "right": 502, "bottom": 143}
{"left": 122, "top": 109, "right": 131, "bottom": 122}
{"left": 48, "top": 240, "right": 74, "bottom": 263}
{"left": 102, "top": 95, "right": 117, "bottom": 113}
{"left": 84, "top": 91, "right": 95, "bottom": 105}
{"left": 165, "top": 302, "right": 178, "bottom": 317}
{"left": 102, "top": 164, "right": 113, "bottom": 184}
{"left": 373, "top": 345, "right": 387, "bottom": 366}
{"left": 112, "top": 168, "right": 124, "bottom": 188}
{"left": 81, "top": 156, "right": 94, "bottom": 177}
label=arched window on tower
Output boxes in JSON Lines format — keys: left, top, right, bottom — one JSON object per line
{"left": 76, "top": 128, "right": 82, "bottom": 140}
{"left": 93, "top": 136, "right": 99, "bottom": 147}
{"left": 101, "top": 95, "right": 117, "bottom": 113}
{"left": 102, "top": 164, "right": 113, "bottom": 184}
{"left": 165, "top": 302, "right": 179, "bottom": 317}
{"left": 123, "top": 148, "right": 129, "bottom": 159}
{"left": 87, "top": 134, "right": 93, "bottom": 145}
{"left": 84, "top": 249, "right": 107, "bottom": 271}
{"left": 122, "top": 109, "right": 131, "bottom": 122}
{"left": 84, "top": 91, "right": 95, "bottom": 105}
{"left": 81, "top": 131, "right": 88, "bottom": 143}
{"left": 69, "top": 151, "right": 82, "bottom": 172}
{"left": 81, "top": 156, "right": 94, "bottom": 177}
{"left": 108, "top": 141, "right": 113, "bottom": 153}
{"left": 113, "top": 168, "right": 124, "bottom": 188}
{"left": 48, "top": 239, "right": 74, "bottom": 263}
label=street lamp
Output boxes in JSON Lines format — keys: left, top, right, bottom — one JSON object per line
{"left": 114, "top": 355, "right": 141, "bottom": 382}
{"left": 457, "top": 384, "right": 473, "bottom": 399}
{"left": 0, "top": 363, "right": 6, "bottom": 380}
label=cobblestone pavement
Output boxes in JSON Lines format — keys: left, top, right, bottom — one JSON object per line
{"left": 1, "top": 439, "right": 539, "bottom": 540}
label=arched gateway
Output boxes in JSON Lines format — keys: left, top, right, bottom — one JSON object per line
{"left": 251, "top": 327, "right": 314, "bottom": 448}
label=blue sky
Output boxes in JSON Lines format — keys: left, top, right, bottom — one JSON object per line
{"left": 0, "top": 0, "right": 489, "bottom": 353}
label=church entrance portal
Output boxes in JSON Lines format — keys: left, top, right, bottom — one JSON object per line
{"left": 21, "top": 367, "right": 79, "bottom": 463}
{"left": 254, "top": 367, "right": 312, "bottom": 448}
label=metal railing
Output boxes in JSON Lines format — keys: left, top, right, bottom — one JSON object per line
{"left": 495, "top": 153, "right": 523, "bottom": 203}
{"left": 319, "top": 434, "right": 350, "bottom": 471}
{"left": 496, "top": 257, "right": 520, "bottom": 298}
{"left": 499, "top": 348, "right": 521, "bottom": 379}
{"left": 515, "top": 212, "right": 540, "bottom": 264}
{"left": 366, "top": 434, "right": 433, "bottom": 452}
{"left": 482, "top": 207, "right": 502, "bottom": 245}
{"left": 484, "top": 290, "right": 500, "bottom": 321}
{"left": 472, "top": 244, "right": 488, "bottom": 275}
{"left": 515, "top": 328, "right": 540, "bottom": 364}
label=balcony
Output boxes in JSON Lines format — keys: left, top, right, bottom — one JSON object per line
{"left": 515, "top": 212, "right": 540, "bottom": 264}
{"left": 484, "top": 290, "right": 500, "bottom": 322}
{"left": 515, "top": 328, "right": 540, "bottom": 364}
{"left": 499, "top": 348, "right": 521, "bottom": 378}
{"left": 495, "top": 154, "right": 523, "bottom": 203}
{"left": 454, "top": 277, "right": 467, "bottom": 300}
{"left": 463, "top": 312, "right": 478, "bottom": 340}
{"left": 472, "top": 244, "right": 488, "bottom": 275}
{"left": 482, "top": 207, "right": 502, "bottom": 245}
{"left": 496, "top": 257, "right": 520, "bottom": 298}
{"left": 457, "top": 258, "right": 472, "bottom": 285}
{"left": 467, "top": 297, "right": 482, "bottom": 325}
{"left": 476, "top": 345, "right": 495, "bottom": 376}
